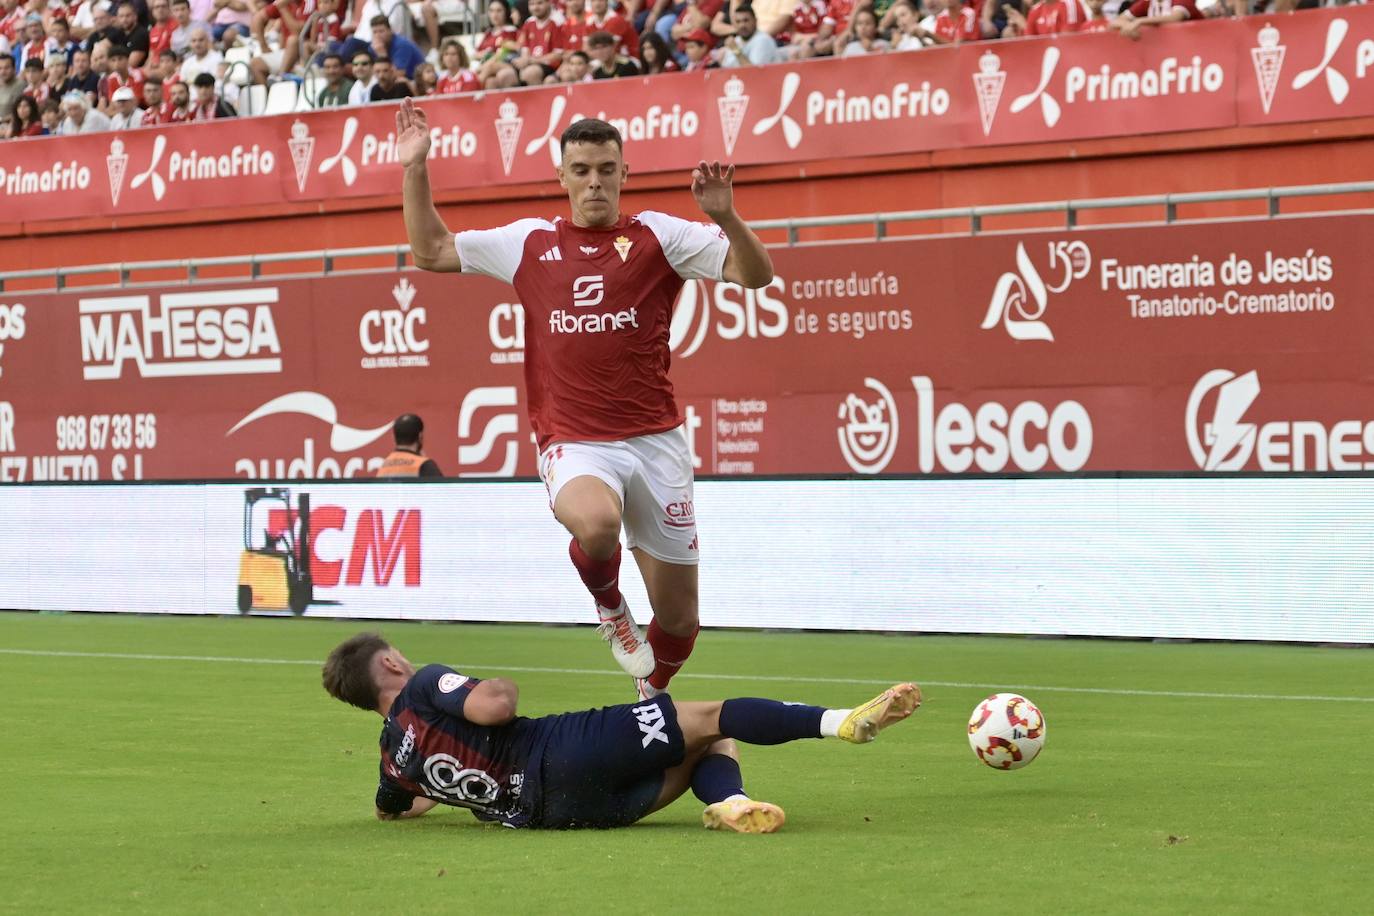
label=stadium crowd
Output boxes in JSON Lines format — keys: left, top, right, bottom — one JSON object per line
{"left": 0, "top": 0, "right": 1361, "bottom": 139}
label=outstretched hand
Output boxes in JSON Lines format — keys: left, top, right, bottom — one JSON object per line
{"left": 692, "top": 160, "right": 736, "bottom": 223}
{"left": 395, "top": 98, "right": 431, "bottom": 168}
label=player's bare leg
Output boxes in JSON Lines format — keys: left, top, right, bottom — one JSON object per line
{"left": 631, "top": 550, "right": 699, "bottom": 700}
{"left": 647, "top": 738, "right": 785, "bottom": 834}
{"left": 555, "top": 475, "right": 654, "bottom": 677}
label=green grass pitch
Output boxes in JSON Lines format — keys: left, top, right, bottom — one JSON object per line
{"left": 1, "top": 611, "right": 1370, "bottom": 914}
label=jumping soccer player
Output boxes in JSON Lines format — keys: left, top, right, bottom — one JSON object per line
{"left": 396, "top": 97, "right": 775, "bottom": 698}
{"left": 322, "top": 633, "right": 921, "bottom": 832}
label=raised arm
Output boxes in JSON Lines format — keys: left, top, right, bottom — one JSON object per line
{"left": 692, "top": 161, "right": 774, "bottom": 289}
{"left": 462, "top": 677, "right": 520, "bottom": 725}
{"left": 397, "top": 98, "right": 462, "bottom": 272}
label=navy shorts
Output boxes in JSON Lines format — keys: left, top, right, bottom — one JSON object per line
{"left": 530, "top": 695, "right": 686, "bottom": 829}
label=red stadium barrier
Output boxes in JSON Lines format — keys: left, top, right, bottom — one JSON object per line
{"left": 0, "top": 212, "right": 1367, "bottom": 480}
{"left": 2, "top": 7, "right": 1374, "bottom": 227}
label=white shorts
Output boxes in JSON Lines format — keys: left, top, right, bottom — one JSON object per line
{"left": 538, "top": 427, "right": 698, "bottom": 565}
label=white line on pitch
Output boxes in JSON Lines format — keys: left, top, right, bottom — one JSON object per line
{"left": 2, "top": 647, "right": 1371, "bottom": 704}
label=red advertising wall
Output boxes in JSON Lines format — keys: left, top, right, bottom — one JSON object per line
{"left": 0, "top": 212, "right": 1367, "bottom": 481}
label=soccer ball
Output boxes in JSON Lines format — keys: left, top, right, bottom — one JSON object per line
{"left": 967, "top": 693, "right": 1046, "bottom": 770}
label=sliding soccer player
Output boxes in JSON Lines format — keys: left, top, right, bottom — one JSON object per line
{"left": 323, "top": 633, "right": 921, "bottom": 832}
{"left": 396, "top": 98, "right": 774, "bottom": 698}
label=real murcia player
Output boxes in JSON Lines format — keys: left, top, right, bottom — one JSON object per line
{"left": 395, "top": 98, "right": 775, "bottom": 698}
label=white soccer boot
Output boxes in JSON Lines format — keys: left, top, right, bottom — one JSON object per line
{"left": 596, "top": 598, "right": 655, "bottom": 678}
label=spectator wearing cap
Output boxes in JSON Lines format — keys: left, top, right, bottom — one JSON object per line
{"left": 108, "top": 83, "right": 143, "bottom": 125}
{"left": 47, "top": 18, "right": 80, "bottom": 66}
{"left": 1112, "top": 0, "right": 1199, "bottom": 38}
{"left": 8, "top": 93, "right": 41, "bottom": 136}
{"left": 39, "top": 96, "right": 61, "bottom": 133}
{"left": 368, "top": 13, "right": 422, "bottom": 79}
{"left": 679, "top": 26, "right": 713, "bottom": 70}
{"left": 209, "top": 0, "right": 254, "bottom": 46}
{"left": 347, "top": 49, "right": 375, "bottom": 103}
{"left": 98, "top": 44, "right": 145, "bottom": 109}
{"left": 140, "top": 71, "right": 167, "bottom": 120}
{"left": 316, "top": 51, "right": 353, "bottom": 104}
{"left": 63, "top": 48, "right": 101, "bottom": 101}
{"left": 177, "top": 26, "right": 221, "bottom": 83}
{"left": 585, "top": 29, "right": 639, "bottom": 78}
{"left": 108, "top": 2, "right": 151, "bottom": 66}
{"left": 147, "top": 0, "right": 175, "bottom": 57}
{"left": 59, "top": 88, "right": 112, "bottom": 132}
{"left": 841, "top": 7, "right": 887, "bottom": 54}
{"left": 368, "top": 54, "right": 412, "bottom": 99}
{"left": 719, "top": 4, "right": 778, "bottom": 67}
{"left": 189, "top": 68, "right": 232, "bottom": 117}
{"left": 0, "top": 54, "right": 19, "bottom": 117}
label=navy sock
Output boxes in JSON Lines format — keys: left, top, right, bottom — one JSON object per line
{"left": 718, "top": 698, "right": 825, "bottom": 745}
{"left": 691, "top": 753, "right": 746, "bottom": 805}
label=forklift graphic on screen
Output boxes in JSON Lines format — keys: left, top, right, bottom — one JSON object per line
{"left": 238, "top": 488, "right": 313, "bottom": 615}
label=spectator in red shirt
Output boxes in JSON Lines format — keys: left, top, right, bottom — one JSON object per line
{"left": 189, "top": 68, "right": 234, "bottom": 117}
{"left": 561, "top": 0, "right": 588, "bottom": 51}
{"left": 491, "top": 0, "right": 563, "bottom": 88}
{"left": 98, "top": 44, "right": 146, "bottom": 110}
{"left": 637, "top": 30, "right": 677, "bottom": 73}
{"left": 8, "top": 93, "right": 42, "bottom": 136}
{"left": 1076, "top": 0, "right": 1109, "bottom": 30}
{"left": 299, "top": 0, "right": 345, "bottom": 69}
{"left": 781, "top": 0, "right": 831, "bottom": 60}
{"left": 679, "top": 25, "right": 713, "bottom": 70}
{"left": 585, "top": 0, "right": 636, "bottom": 58}
{"left": 147, "top": 0, "right": 175, "bottom": 58}
{"left": 927, "top": 0, "right": 986, "bottom": 43}
{"left": 140, "top": 72, "right": 168, "bottom": 121}
{"left": 1112, "top": 0, "right": 1197, "bottom": 38}
{"left": 434, "top": 37, "right": 478, "bottom": 92}
{"left": 474, "top": 0, "right": 518, "bottom": 84}
{"left": 1004, "top": 0, "right": 1087, "bottom": 37}
{"left": 0, "top": 0, "right": 23, "bottom": 50}
{"left": 252, "top": 0, "right": 309, "bottom": 76}
{"left": 16, "top": 14, "right": 46, "bottom": 69}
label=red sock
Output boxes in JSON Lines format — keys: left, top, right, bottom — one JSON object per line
{"left": 647, "top": 618, "right": 698, "bottom": 690}
{"left": 569, "top": 538, "right": 623, "bottom": 613}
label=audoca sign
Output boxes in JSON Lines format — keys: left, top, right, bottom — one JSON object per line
{"left": 4, "top": 7, "right": 1374, "bottom": 225}
{"left": 0, "top": 213, "right": 1369, "bottom": 480}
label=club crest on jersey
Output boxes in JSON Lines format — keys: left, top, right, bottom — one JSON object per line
{"left": 613, "top": 236, "right": 633, "bottom": 262}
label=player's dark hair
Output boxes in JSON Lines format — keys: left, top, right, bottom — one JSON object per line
{"left": 560, "top": 117, "right": 622, "bottom": 153}
{"left": 322, "top": 632, "right": 391, "bottom": 711}
{"left": 393, "top": 413, "right": 423, "bottom": 445}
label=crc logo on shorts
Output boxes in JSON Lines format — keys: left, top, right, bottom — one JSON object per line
{"left": 664, "top": 498, "right": 695, "bottom": 529}
{"left": 422, "top": 753, "right": 500, "bottom": 804}
{"left": 982, "top": 241, "right": 1091, "bottom": 343}
{"left": 457, "top": 386, "right": 520, "bottom": 477}
{"left": 838, "top": 378, "right": 899, "bottom": 475}
{"left": 632, "top": 703, "right": 669, "bottom": 748}
{"left": 572, "top": 275, "right": 605, "bottom": 308}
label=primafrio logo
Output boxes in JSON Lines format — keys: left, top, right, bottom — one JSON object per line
{"left": 982, "top": 240, "right": 1091, "bottom": 342}
{"left": 1251, "top": 23, "right": 1286, "bottom": 114}
{"left": 80, "top": 288, "right": 283, "bottom": 380}
{"left": 751, "top": 71, "right": 803, "bottom": 149}
{"left": 318, "top": 116, "right": 359, "bottom": 185}
{"left": 110, "top": 134, "right": 276, "bottom": 204}
{"left": 717, "top": 75, "right": 750, "bottom": 155}
{"left": 1010, "top": 46, "right": 1064, "bottom": 128}
{"left": 457, "top": 386, "right": 520, "bottom": 477}
{"left": 360, "top": 277, "right": 429, "bottom": 369}
{"left": 1291, "top": 18, "right": 1350, "bottom": 105}
{"left": 837, "top": 377, "right": 899, "bottom": 475}
{"left": 973, "top": 50, "right": 1007, "bottom": 136}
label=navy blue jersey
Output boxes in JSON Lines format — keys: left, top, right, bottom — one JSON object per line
{"left": 375, "top": 664, "right": 551, "bottom": 827}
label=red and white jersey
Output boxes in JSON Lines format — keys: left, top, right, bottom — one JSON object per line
{"left": 149, "top": 20, "right": 175, "bottom": 58}
{"left": 932, "top": 6, "right": 981, "bottom": 42}
{"left": 789, "top": 0, "right": 828, "bottom": 35}
{"left": 585, "top": 10, "right": 636, "bottom": 57}
{"left": 1127, "top": 0, "right": 1198, "bottom": 18}
{"left": 140, "top": 101, "right": 169, "bottom": 125}
{"left": 1075, "top": 15, "right": 1110, "bottom": 31}
{"left": 476, "top": 23, "right": 518, "bottom": 55}
{"left": 100, "top": 68, "right": 147, "bottom": 104}
{"left": 518, "top": 15, "right": 564, "bottom": 58}
{"left": 561, "top": 16, "right": 588, "bottom": 51}
{"left": 456, "top": 212, "right": 730, "bottom": 447}
{"left": 824, "top": 0, "right": 855, "bottom": 32}
{"left": 0, "top": 8, "right": 22, "bottom": 44}
{"left": 435, "top": 68, "right": 479, "bottom": 94}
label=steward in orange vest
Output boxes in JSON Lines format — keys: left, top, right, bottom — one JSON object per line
{"left": 377, "top": 414, "right": 443, "bottom": 478}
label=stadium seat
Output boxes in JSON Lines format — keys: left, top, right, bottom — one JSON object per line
{"left": 224, "top": 47, "right": 254, "bottom": 87}
{"left": 239, "top": 83, "right": 269, "bottom": 116}
{"left": 264, "top": 80, "right": 299, "bottom": 115}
